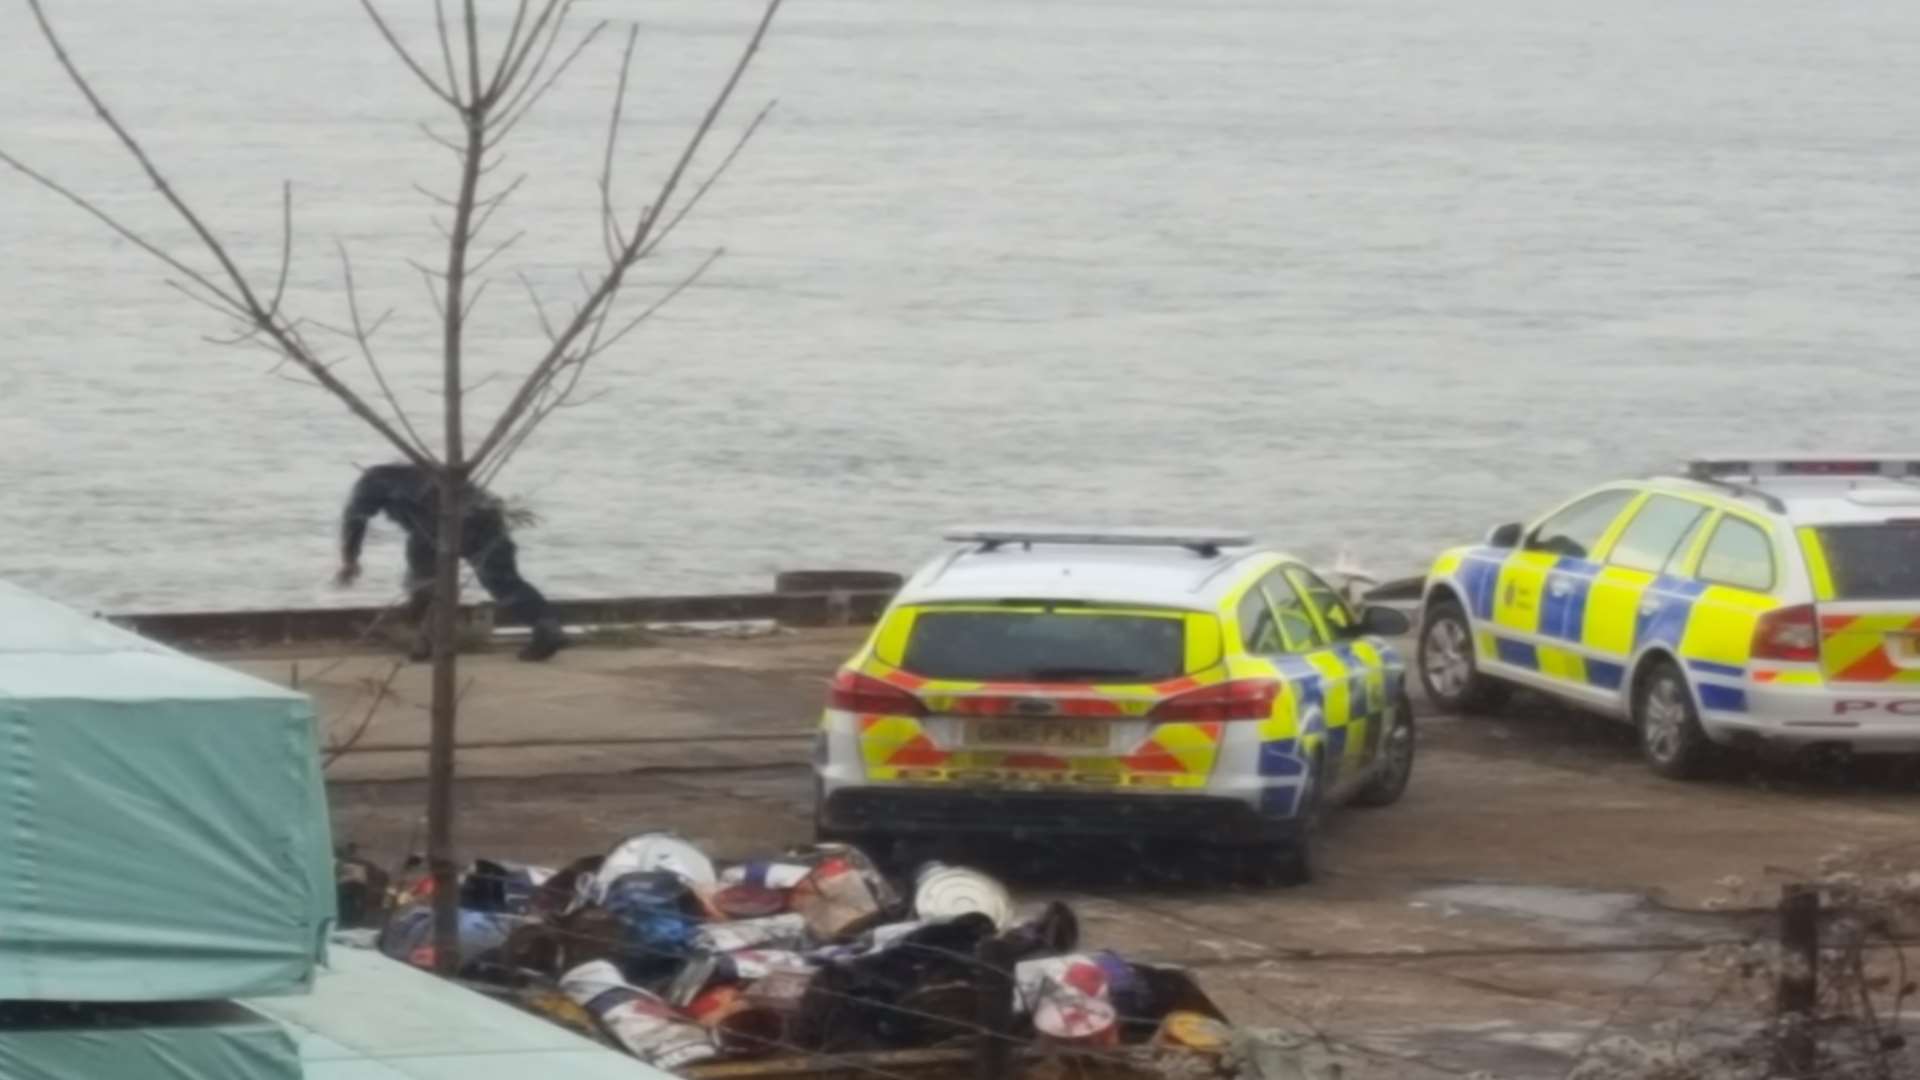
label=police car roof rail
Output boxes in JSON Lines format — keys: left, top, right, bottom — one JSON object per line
{"left": 1686, "top": 476, "right": 1788, "bottom": 514}
{"left": 1687, "top": 455, "right": 1920, "bottom": 480}
{"left": 944, "top": 526, "right": 1255, "bottom": 558}
{"left": 1679, "top": 461, "right": 1789, "bottom": 513}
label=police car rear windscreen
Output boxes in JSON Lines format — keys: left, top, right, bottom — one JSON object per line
{"left": 1817, "top": 524, "right": 1920, "bottom": 599}
{"left": 902, "top": 609, "right": 1186, "bottom": 683}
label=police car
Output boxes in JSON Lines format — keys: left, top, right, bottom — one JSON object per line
{"left": 812, "top": 528, "right": 1415, "bottom": 884}
{"left": 1418, "top": 456, "right": 1920, "bottom": 778}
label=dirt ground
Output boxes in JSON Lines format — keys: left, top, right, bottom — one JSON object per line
{"left": 216, "top": 630, "right": 1920, "bottom": 1078}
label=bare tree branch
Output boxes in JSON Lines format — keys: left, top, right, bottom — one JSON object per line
{"left": 470, "top": 0, "right": 782, "bottom": 471}
{"left": 322, "top": 661, "right": 406, "bottom": 770}
{"left": 202, "top": 323, "right": 272, "bottom": 348}
{"left": 485, "top": 0, "right": 536, "bottom": 104}
{"left": 487, "top": 0, "right": 571, "bottom": 111}
{"left": 416, "top": 262, "right": 446, "bottom": 316}
{"left": 267, "top": 181, "right": 296, "bottom": 317}
{"left": 432, "top": 0, "right": 463, "bottom": 102}
{"left": 639, "top": 99, "right": 776, "bottom": 260}
{"left": 517, "top": 272, "right": 558, "bottom": 342}
{"left": 337, "top": 241, "right": 431, "bottom": 455}
{"left": 484, "top": 20, "right": 607, "bottom": 149}
{"left": 460, "top": 277, "right": 492, "bottom": 325}
{"left": 357, "top": 0, "right": 460, "bottom": 107}
{"left": 162, "top": 278, "right": 246, "bottom": 322}
{"left": 619, "top": 1, "right": 783, "bottom": 256}
{"left": 462, "top": 0, "right": 483, "bottom": 106}
{"left": 479, "top": 247, "right": 724, "bottom": 487}
{"left": 468, "top": 172, "right": 528, "bottom": 243}
{"left": 469, "top": 230, "right": 526, "bottom": 276}
{"left": 418, "top": 121, "right": 465, "bottom": 158}
{"left": 0, "top": 150, "right": 244, "bottom": 312}
{"left": 411, "top": 181, "right": 458, "bottom": 208}
{"left": 597, "top": 26, "right": 639, "bottom": 265}
{"left": 16, "top": 0, "right": 434, "bottom": 468}
{"left": 460, "top": 372, "right": 504, "bottom": 397}
{"left": 589, "top": 246, "right": 724, "bottom": 357}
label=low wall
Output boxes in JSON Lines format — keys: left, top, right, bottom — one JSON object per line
{"left": 113, "top": 571, "right": 904, "bottom": 650}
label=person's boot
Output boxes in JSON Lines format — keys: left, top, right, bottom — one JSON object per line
{"left": 518, "top": 618, "right": 568, "bottom": 662}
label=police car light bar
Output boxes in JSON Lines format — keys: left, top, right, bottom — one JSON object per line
{"left": 945, "top": 526, "right": 1256, "bottom": 557}
{"left": 1688, "top": 456, "right": 1920, "bottom": 480}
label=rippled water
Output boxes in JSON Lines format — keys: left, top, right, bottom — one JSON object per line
{"left": 4, "top": 0, "right": 1918, "bottom": 612}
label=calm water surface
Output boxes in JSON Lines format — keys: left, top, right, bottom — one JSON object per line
{"left": 4, "top": 0, "right": 1918, "bottom": 611}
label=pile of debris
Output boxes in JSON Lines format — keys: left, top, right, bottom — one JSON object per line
{"left": 341, "top": 834, "right": 1232, "bottom": 1074}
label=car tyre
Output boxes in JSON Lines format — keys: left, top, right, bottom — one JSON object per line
{"left": 1419, "top": 599, "right": 1511, "bottom": 714}
{"left": 1353, "top": 693, "right": 1416, "bottom": 808}
{"left": 1264, "top": 757, "right": 1323, "bottom": 887}
{"left": 1634, "top": 659, "right": 1713, "bottom": 780}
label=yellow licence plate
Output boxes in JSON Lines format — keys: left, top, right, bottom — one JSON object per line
{"left": 964, "top": 719, "right": 1109, "bottom": 749}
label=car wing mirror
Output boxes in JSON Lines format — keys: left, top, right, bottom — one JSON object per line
{"left": 1355, "top": 604, "right": 1413, "bottom": 637}
{"left": 1485, "top": 522, "right": 1524, "bottom": 549}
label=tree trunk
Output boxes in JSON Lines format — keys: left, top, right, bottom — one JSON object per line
{"left": 426, "top": 89, "right": 485, "bottom": 977}
{"left": 427, "top": 470, "right": 463, "bottom": 975}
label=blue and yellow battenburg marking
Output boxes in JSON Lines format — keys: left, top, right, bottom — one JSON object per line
{"left": 1436, "top": 537, "right": 1774, "bottom": 715}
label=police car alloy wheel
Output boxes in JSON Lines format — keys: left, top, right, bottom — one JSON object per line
{"left": 1634, "top": 661, "right": 1712, "bottom": 780}
{"left": 1271, "top": 761, "right": 1322, "bottom": 887}
{"left": 1419, "top": 600, "right": 1509, "bottom": 713}
{"left": 1354, "top": 693, "right": 1416, "bottom": 808}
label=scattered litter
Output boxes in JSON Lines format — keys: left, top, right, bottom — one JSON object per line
{"left": 693, "top": 913, "right": 810, "bottom": 953}
{"left": 599, "top": 833, "right": 718, "bottom": 895}
{"left": 1158, "top": 1011, "right": 1233, "bottom": 1053}
{"left": 561, "top": 959, "right": 719, "bottom": 1070}
{"left": 789, "top": 856, "right": 888, "bottom": 941}
{"left": 346, "top": 835, "right": 1230, "bottom": 1074}
{"left": 914, "top": 862, "right": 1015, "bottom": 928}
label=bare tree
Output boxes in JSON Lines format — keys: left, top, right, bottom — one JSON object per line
{"left": 1, "top": 0, "right": 783, "bottom": 972}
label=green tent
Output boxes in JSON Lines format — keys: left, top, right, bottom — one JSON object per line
{"left": 0, "top": 582, "right": 335, "bottom": 1001}
{"left": 0, "top": 1002, "right": 304, "bottom": 1080}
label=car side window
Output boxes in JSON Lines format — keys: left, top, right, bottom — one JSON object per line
{"left": 1267, "top": 574, "right": 1327, "bottom": 651}
{"left": 1527, "top": 489, "right": 1637, "bottom": 560}
{"left": 1608, "top": 495, "right": 1709, "bottom": 574}
{"left": 1238, "top": 579, "right": 1285, "bottom": 654}
{"left": 1240, "top": 571, "right": 1322, "bottom": 654}
{"left": 1284, "top": 566, "right": 1353, "bottom": 641}
{"left": 1698, "top": 517, "right": 1776, "bottom": 592}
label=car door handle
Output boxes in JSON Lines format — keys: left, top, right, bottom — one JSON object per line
{"left": 1639, "top": 600, "right": 1662, "bottom": 615}
{"left": 1548, "top": 579, "right": 1573, "bottom": 597}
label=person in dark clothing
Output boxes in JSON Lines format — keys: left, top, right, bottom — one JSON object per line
{"left": 336, "top": 463, "right": 567, "bottom": 661}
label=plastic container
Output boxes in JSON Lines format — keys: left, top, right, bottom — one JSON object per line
{"left": 913, "top": 863, "right": 1013, "bottom": 928}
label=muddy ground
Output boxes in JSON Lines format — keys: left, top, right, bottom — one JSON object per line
{"left": 217, "top": 630, "right": 1920, "bottom": 1078}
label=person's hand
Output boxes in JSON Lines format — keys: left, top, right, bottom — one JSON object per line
{"left": 335, "top": 561, "right": 362, "bottom": 587}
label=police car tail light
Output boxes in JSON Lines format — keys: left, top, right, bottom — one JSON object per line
{"left": 827, "top": 670, "right": 926, "bottom": 717}
{"left": 1150, "top": 678, "right": 1281, "bottom": 722}
{"left": 1752, "top": 604, "right": 1819, "bottom": 662}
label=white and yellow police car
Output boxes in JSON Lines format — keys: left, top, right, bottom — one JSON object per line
{"left": 1418, "top": 456, "right": 1920, "bottom": 778}
{"left": 813, "top": 528, "right": 1415, "bottom": 884}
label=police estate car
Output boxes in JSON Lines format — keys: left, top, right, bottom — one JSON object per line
{"left": 812, "top": 528, "right": 1415, "bottom": 884}
{"left": 1419, "top": 456, "right": 1920, "bottom": 778}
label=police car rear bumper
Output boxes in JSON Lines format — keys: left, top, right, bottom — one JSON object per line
{"left": 1703, "top": 684, "right": 1920, "bottom": 754}
{"left": 817, "top": 784, "right": 1305, "bottom": 846}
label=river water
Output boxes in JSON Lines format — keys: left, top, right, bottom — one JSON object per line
{"left": 4, "top": 0, "right": 1918, "bottom": 612}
